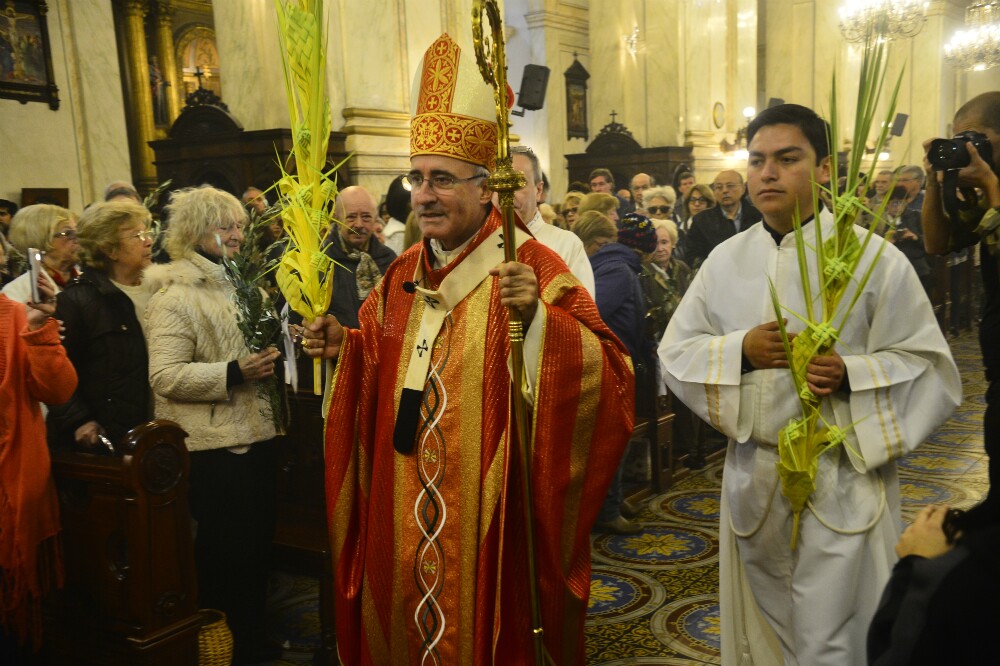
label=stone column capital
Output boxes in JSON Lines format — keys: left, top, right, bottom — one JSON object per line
{"left": 155, "top": 1, "right": 175, "bottom": 24}
{"left": 118, "top": 0, "right": 150, "bottom": 18}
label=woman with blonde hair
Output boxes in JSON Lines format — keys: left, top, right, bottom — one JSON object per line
{"left": 561, "top": 191, "right": 584, "bottom": 229}
{"left": 144, "top": 185, "right": 283, "bottom": 663}
{"left": 577, "top": 192, "right": 620, "bottom": 225}
{"left": 2, "top": 204, "right": 80, "bottom": 303}
{"left": 49, "top": 201, "right": 155, "bottom": 451}
{"left": 538, "top": 202, "right": 558, "bottom": 226}
{"left": 572, "top": 210, "right": 616, "bottom": 254}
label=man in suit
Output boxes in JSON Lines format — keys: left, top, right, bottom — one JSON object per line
{"left": 683, "top": 170, "right": 761, "bottom": 268}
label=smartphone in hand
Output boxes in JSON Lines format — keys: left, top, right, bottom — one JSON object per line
{"left": 28, "top": 248, "right": 44, "bottom": 303}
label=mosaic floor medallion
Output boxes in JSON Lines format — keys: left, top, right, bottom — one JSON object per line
{"left": 652, "top": 489, "right": 721, "bottom": 526}
{"left": 586, "top": 566, "right": 667, "bottom": 626}
{"left": 592, "top": 524, "right": 719, "bottom": 570}
{"left": 702, "top": 464, "right": 725, "bottom": 485}
{"left": 650, "top": 593, "right": 721, "bottom": 664}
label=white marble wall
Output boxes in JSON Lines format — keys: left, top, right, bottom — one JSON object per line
{"left": 644, "top": 1, "right": 682, "bottom": 149}
{"left": 213, "top": 0, "right": 287, "bottom": 132}
{"left": 0, "top": 0, "right": 130, "bottom": 209}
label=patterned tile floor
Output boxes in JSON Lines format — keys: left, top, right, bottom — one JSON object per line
{"left": 265, "top": 331, "right": 987, "bottom": 665}
{"left": 583, "top": 330, "right": 987, "bottom": 665}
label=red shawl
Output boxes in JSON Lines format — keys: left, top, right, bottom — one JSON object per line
{"left": 0, "top": 295, "right": 76, "bottom": 646}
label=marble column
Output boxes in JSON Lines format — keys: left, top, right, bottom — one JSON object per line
{"left": 643, "top": 0, "right": 683, "bottom": 149}
{"left": 119, "top": 0, "right": 157, "bottom": 191}
{"left": 681, "top": 0, "right": 758, "bottom": 179}
{"left": 587, "top": 1, "right": 631, "bottom": 144}
{"left": 154, "top": 1, "right": 181, "bottom": 123}
{"left": 519, "top": 4, "right": 589, "bottom": 200}
{"left": 213, "top": 0, "right": 288, "bottom": 131}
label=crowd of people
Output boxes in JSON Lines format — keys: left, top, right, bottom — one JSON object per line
{"left": 1, "top": 32, "right": 997, "bottom": 666}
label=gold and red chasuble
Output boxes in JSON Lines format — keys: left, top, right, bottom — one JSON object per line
{"left": 323, "top": 207, "right": 634, "bottom": 665}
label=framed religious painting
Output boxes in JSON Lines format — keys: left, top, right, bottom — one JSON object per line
{"left": 0, "top": 0, "right": 60, "bottom": 110}
{"left": 564, "top": 56, "right": 590, "bottom": 141}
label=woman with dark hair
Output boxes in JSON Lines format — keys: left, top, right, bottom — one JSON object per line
{"left": 681, "top": 183, "right": 716, "bottom": 226}
{"left": 676, "top": 184, "right": 717, "bottom": 261}
{"left": 382, "top": 174, "right": 411, "bottom": 255}
{"left": 48, "top": 201, "right": 155, "bottom": 451}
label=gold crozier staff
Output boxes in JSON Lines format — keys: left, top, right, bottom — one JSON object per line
{"left": 473, "top": 2, "right": 550, "bottom": 664}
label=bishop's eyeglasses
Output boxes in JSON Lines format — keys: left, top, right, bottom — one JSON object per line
{"left": 403, "top": 172, "right": 488, "bottom": 194}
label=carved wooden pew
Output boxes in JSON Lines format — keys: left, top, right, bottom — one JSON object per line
{"left": 45, "top": 421, "right": 208, "bottom": 665}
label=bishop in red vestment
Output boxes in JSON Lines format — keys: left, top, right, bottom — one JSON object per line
{"left": 304, "top": 33, "right": 634, "bottom": 665}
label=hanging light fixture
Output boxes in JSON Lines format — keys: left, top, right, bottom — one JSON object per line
{"left": 624, "top": 26, "right": 640, "bottom": 57}
{"left": 944, "top": 2, "right": 1000, "bottom": 71}
{"left": 838, "top": 0, "right": 927, "bottom": 43}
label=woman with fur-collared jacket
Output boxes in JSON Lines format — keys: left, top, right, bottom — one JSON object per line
{"left": 144, "top": 186, "right": 283, "bottom": 665}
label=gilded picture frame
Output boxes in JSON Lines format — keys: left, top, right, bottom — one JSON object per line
{"left": 564, "top": 56, "right": 590, "bottom": 141}
{"left": 0, "top": 0, "right": 60, "bottom": 111}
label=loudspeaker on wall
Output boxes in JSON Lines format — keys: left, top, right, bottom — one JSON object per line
{"left": 891, "top": 113, "right": 908, "bottom": 137}
{"left": 518, "top": 64, "right": 550, "bottom": 111}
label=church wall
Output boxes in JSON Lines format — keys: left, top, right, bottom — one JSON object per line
{"left": 0, "top": 0, "right": 131, "bottom": 210}
{"left": 513, "top": 0, "right": 589, "bottom": 200}
{"left": 760, "top": 0, "right": 1000, "bottom": 174}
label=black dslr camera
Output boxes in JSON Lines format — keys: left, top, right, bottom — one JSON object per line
{"left": 927, "top": 130, "right": 993, "bottom": 171}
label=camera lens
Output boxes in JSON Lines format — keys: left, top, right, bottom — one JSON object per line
{"left": 928, "top": 138, "right": 970, "bottom": 171}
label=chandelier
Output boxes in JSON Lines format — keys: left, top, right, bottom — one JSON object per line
{"left": 838, "top": 0, "right": 926, "bottom": 43}
{"left": 944, "top": 2, "right": 1000, "bottom": 71}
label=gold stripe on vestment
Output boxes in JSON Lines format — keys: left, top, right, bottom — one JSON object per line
{"left": 872, "top": 354, "right": 904, "bottom": 459}
{"left": 860, "top": 354, "right": 892, "bottom": 464}
{"left": 455, "top": 283, "right": 491, "bottom": 663}
{"left": 557, "top": 319, "right": 600, "bottom": 573}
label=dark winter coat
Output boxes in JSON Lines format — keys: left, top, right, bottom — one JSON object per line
{"left": 47, "top": 269, "right": 150, "bottom": 449}
{"left": 589, "top": 242, "right": 650, "bottom": 366}
{"left": 322, "top": 237, "right": 396, "bottom": 329}
{"left": 682, "top": 202, "right": 762, "bottom": 268}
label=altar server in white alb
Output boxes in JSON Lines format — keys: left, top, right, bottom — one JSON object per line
{"left": 658, "top": 104, "right": 961, "bottom": 666}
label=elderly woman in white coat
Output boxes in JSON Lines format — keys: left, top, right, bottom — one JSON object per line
{"left": 144, "top": 186, "right": 282, "bottom": 664}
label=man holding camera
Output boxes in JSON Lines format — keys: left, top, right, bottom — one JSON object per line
{"left": 923, "top": 91, "right": 1000, "bottom": 521}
